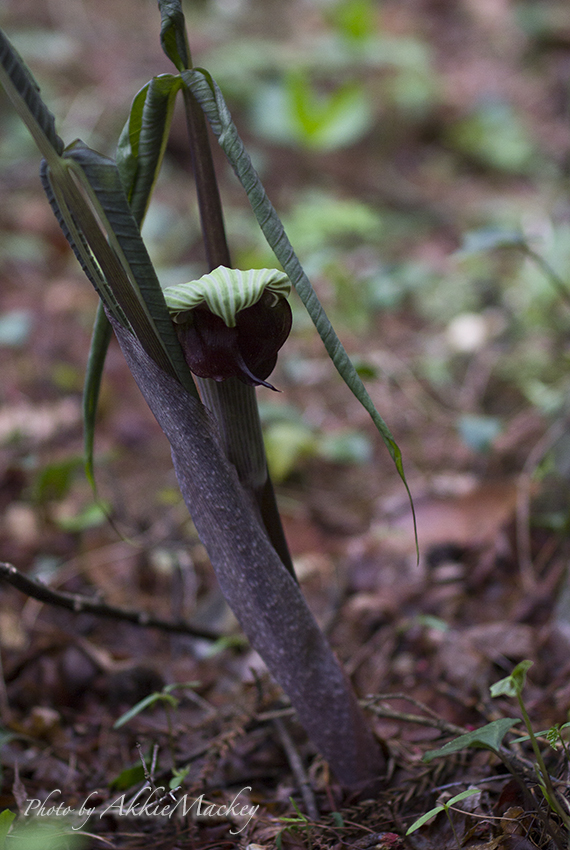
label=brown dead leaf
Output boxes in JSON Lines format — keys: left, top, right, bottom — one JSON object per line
{"left": 438, "top": 622, "right": 534, "bottom": 687}
{"left": 391, "top": 480, "right": 519, "bottom": 552}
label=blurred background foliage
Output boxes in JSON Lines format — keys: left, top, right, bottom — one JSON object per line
{"left": 1, "top": 0, "right": 570, "bottom": 524}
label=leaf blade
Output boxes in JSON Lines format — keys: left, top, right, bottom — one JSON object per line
{"left": 423, "top": 718, "right": 521, "bottom": 763}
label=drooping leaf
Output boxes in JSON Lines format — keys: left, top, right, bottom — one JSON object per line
{"left": 0, "top": 28, "right": 197, "bottom": 388}
{"left": 490, "top": 660, "right": 533, "bottom": 699}
{"left": 63, "top": 142, "right": 193, "bottom": 383}
{"left": 181, "top": 67, "right": 417, "bottom": 547}
{"left": 116, "top": 74, "right": 182, "bottom": 223}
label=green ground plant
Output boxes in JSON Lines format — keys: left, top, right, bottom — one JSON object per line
{"left": 421, "top": 660, "right": 570, "bottom": 848}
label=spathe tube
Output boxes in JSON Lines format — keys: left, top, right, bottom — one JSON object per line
{"left": 108, "top": 314, "right": 384, "bottom": 789}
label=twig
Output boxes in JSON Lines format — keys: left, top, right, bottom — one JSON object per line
{"left": 363, "top": 694, "right": 468, "bottom": 737}
{"left": 0, "top": 561, "right": 220, "bottom": 640}
{"left": 274, "top": 717, "right": 319, "bottom": 822}
{"left": 365, "top": 701, "right": 468, "bottom": 737}
{"left": 363, "top": 695, "right": 541, "bottom": 785}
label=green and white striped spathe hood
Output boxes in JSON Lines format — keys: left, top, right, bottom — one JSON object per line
{"left": 164, "top": 266, "right": 291, "bottom": 328}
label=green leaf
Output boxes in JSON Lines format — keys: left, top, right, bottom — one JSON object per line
{"left": 113, "top": 691, "right": 179, "bottom": 729}
{"left": 0, "top": 29, "right": 63, "bottom": 164}
{"left": 263, "top": 420, "right": 316, "bottom": 482}
{"left": 117, "top": 74, "right": 182, "bottom": 224}
{"left": 287, "top": 71, "right": 373, "bottom": 151}
{"left": 446, "top": 101, "right": 537, "bottom": 174}
{"left": 288, "top": 798, "right": 309, "bottom": 823}
{"left": 54, "top": 501, "right": 108, "bottom": 533}
{"left": 84, "top": 73, "right": 187, "bottom": 497}
{"left": 32, "top": 457, "right": 83, "bottom": 504}
{"left": 330, "top": 0, "right": 375, "bottom": 42}
{"left": 423, "top": 718, "right": 520, "bottom": 762}
{"left": 62, "top": 142, "right": 194, "bottom": 385}
{"left": 158, "top": 0, "right": 191, "bottom": 71}
{"left": 406, "top": 804, "right": 445, "bottom": 834}
{"left": 406, "top": 789, "right": 480, "bottom": 835}
{"left": 490, "top": 660, "right": 533, "bottom": 699}
{"left": 0, "top": 33, "right": 197, "bottom": 394}
{"left": 182, "top": 67, "right": 417, "bottom": 551}
{"left": 511, "top": 721, "right": 570, "bottom": 745}
{"left": 169, "top": 766, "right": 190, "bottom": 790}
{"left": 162, "top": 680, "right": 200, "bottom": 695}
{"left": 0, "top": 809, "right": 16, "bottom": 849}
{"left": 109, "top": 763, "right": 147, "bottom": 792}
{"left": 83, "top": 303, "right": 113, "bottom": 492}
{"left": 447, "top": 788, "right": 481, "bottom": 806}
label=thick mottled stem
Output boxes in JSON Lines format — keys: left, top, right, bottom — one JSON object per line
{"left": 110, "top": 316, "right": 385, "bottom": 788}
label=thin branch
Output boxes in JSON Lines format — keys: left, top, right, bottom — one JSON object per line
{"left": 363, "top": 700, "right": 468, "bottom": 737}
{"left": 363, "top": 695, "right": 539, "bottom": 784}
{"left": 274, "top": 716, "right": 319, "bottom": 821}
{"left": 0, "top": 561, "right": 220, "bottom": 640}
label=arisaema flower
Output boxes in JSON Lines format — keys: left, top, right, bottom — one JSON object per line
{"left": 164, "top": 267, "right": 292, "bottom": 389}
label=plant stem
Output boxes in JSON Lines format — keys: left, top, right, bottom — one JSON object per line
{"left": 444, "top": 808, "right": 462, "bottom": 849}
{"left": 517, "top": 694, "right": 570, "bottom": 829}
{"left": 522, "top": 246, "right": 570, "bottom": 311}
{"left": 181, "top": 85, "right": 295, "bottom": 577}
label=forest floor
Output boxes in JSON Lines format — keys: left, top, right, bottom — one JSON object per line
{"left": 1, "top": 0, "right": 570, "bottom": 847}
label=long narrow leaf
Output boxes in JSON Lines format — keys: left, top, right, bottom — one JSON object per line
{"left": 83, "top": 302, "right": 113, "bottom": 491}
{"left": 182, "top": 68, "right": 416, "bottom": 534}
{"left": 83, "top": 73, "right": 192, "bottom": 493}
{"left": 83, "top": 72, "right": 192, "bottom": 491}
{"left": 117, "top": 74, "right": 182, "bottom": 222}
{"left": 64, "top": 142, "right": 195, "bottom": 392}
{"left": 0, "top": 27, "right": 194, "bottom": 390}
{"left": 0, "top": 29, "right": 63, "bottom": 162}
{"left": 40, "top": 160, "right": 128, "bottom": 328}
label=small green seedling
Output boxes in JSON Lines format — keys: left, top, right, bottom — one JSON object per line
{"left": 113, "top": 681, "right": 200, "bottom": 729}
{"left": 114, "top": 681, "right": 200, "bottom": 779}
{"left": 491, "top": 661, "right": 570, "bottom": 831}
{"left": 423, "top": 660, "right": 570, "bottom": 842}
{"left": 276, "top": 798, "right": 313, "bottom": 850}
{"left": 406, "top": 788, "right": 480, "bottom": 843}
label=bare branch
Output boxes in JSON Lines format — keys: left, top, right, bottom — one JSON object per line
{"left": 0, "top": 561, "right": 220, "bottom": 640}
